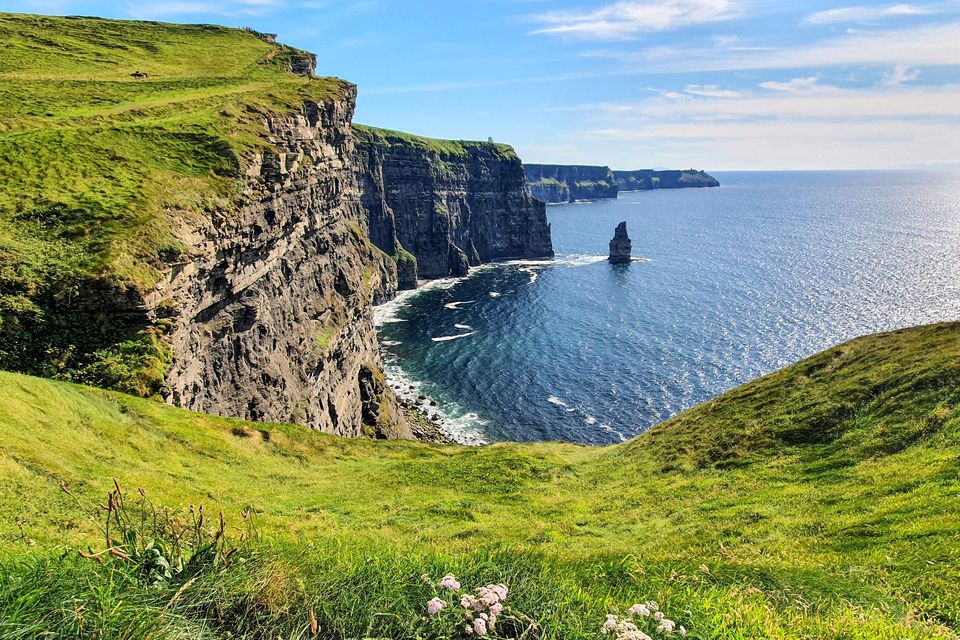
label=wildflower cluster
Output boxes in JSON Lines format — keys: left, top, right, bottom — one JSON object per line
{"left": 423, "top": 574, "right": 537, "bottom": 638}
{"left": 601, "top": 601, "right": 687, "bottom": 640}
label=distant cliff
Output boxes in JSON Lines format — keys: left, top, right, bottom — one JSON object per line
{"left": 353, "top": 126, "right": 554, "bottom": 288}
{"left": 524, "top": 164, "right": 619, "bottom": 203}
{"left": 524, "top": 165, "right": 720, "bottom": 203}
{"left": 614, "top": 169, "right": 720, "bottom": 191}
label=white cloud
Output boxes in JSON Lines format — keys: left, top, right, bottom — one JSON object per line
{"left": 683, "top": 83, "right": 743, "bottom": 97}
{"left": 588, "top": 21, "right": 960, "bottom": 71}
{"left": 884, "top": 64, "right": 921, "bottom": 85}
{"left": 547, "top": 83, "right": 960, "bottom": 169}
{"left": 804, "top": 3, "right": 937, "bottom": 24}
{"left": 758, "top": 77, "right": 823, "bottom": 92}
{"left": 585, "top": 84, "right": 960, "bottom": 119}
{"left": 530, "top": 0, "right": 741, "bottom": 40}
{"left": 570, "top": 119, "right": 960, "bottom": 169}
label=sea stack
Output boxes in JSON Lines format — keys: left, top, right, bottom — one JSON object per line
{"left": 608, "top": 221, "right": 632, "bottom": 264}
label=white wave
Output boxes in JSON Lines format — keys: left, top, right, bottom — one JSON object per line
{"left": 431, "top": 331, "right": 477, "bottom": 342}
{"left": 519, "top": 267, "right": 540, "bottom": 284}
{"left": 373, "top": 274, "right": 472, "bottom": 325}
{"left": 454, "top": 323, "right": 473, "bottom": 330}
{"left": 489, "top": 291, "right": 501, "bottom": 298}
{"left": 504, "top": 259, "right": 555, "bottom": 267}
{"left": 600, "top": 423, "right": 628, "bottom": 442}
{"left": 379, "top": 356, "right": 488, "bottom": 445}
{"left": 586, "top": 415, "right": 597, "bottom": 425}
{"left": 381, "top": 340, "right": 402, "bottom": 346}
{"left": 561, "top": 254, "right": 608, "bottom": 267}
{"left": 444, "top": 300, "right": 476, "bottom": 310}
{"left": 547, "top": 395, "right": 568, "bottom": 408}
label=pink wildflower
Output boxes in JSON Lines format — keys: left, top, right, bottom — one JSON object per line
{"left": 628, "top": 603, "right": 651, "bottom": 617}
{"left": 678, "top": 625, "right": 688, "bottom": 636}
{"left": 473, "top": 617, "right": 488, "bottom": 636}
{"left": 426, "top": 597, "right": 446, "bottom": 616}
{"left": 657, "top": 618, "right": 676, "bottom": 633}
{"left": 439, "top": 574, "right": 461, "bottom": 590}
{"left": 476, "top": 587, "right": 499, "bottom": 606}
{"left": 602, "top": 614, "right": 619, "bottom": 634}
{"left": 490, "top": 603, "right": 503, "bottom": 615}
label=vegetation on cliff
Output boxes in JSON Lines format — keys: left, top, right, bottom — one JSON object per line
{"left": 1, "top": 323, "right": 957, "bottom": 638}
{"left": 353, "top": 124, "right": 518, "bottom": 161}
{"left": 0, "top": 13, "right": 347, "bottom": 394}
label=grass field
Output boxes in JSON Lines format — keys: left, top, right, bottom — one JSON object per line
{"left": 0, "top": 13, "right": 346, "bottom": 390}
{"left": 1, "top": 322, "right": 957, "bottom": 638}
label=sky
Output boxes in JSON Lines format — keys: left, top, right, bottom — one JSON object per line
{"left": 7, "top": 0, "right": 960, "bottom": 170}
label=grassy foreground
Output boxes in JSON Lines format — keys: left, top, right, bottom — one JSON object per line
{"left": 0, "top": 323, "right": 958, "bottom": 638}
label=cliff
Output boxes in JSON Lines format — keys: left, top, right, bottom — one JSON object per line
{"left": 0, "top": 14, "right": 407, "bottom": 438}
{"left": 523, "top": 164, "right": 619, "bottom": 203}
{"left": 161, "top": 91, "right": 411, "bottom": 438}
{"left": 0, "top": 13, "right": 556, "bottom": 439}
{"left": 353, "top": 126, "right": 553, "bottom": 286}
{"left": 614, "top": 169, "right": 720, "bottom": 191}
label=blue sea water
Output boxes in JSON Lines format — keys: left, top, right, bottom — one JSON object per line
{"left": 375, "top": 171, "right": 960, "bottom": 445}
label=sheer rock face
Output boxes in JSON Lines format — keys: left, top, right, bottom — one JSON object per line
{"left": 354, "top": 131, "right": 554, "bottom": 286}
{"left": 155, "top": 89, "right": 409, "bottom": 439}
{"left": 609, "top": 221, "right": 632, "bottom": 264}
{"left": 523, "top": 164, "right": 619, "bottom": 203}
{"left": 614, "top": 169, "right": 720, "bottom": 191}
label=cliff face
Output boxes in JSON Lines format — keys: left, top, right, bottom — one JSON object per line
{"left": 155, "top": 91, "right": 409, "bottom": 439}
{"left": 524, "top": 164, "right": 619, "bottom": 203}
{"left": 353, "top": 126, "right": 553, "bottom": 286}
{"left": 614, "top": 169, "right": 720, "bottom": 191}
{"left": 0, "top": 14, "right": 557, "bottom": 441}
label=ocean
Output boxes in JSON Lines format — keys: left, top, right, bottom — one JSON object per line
{"left": 375, "top": 171, "right": 960, "bottom": 445}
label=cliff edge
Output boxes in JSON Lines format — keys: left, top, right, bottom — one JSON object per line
{"left": 354, "top": 126, "right": 553, "bottom": 287}
{"left": 524, "top": 164, "right": 619, "bottom": 203}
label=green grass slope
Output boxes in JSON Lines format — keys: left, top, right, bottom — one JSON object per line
{"left": 0, "top": 13, "right": 346, "bottom": 393}
{"left": 1, "top": 323, "right": 958, "bottom": 638}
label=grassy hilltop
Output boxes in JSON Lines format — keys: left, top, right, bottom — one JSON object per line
{"left": 1, "top": 323, "right": 958, "bottom": 638}
{"left": 0, "top": 13, "right": 346, "bottom": 395}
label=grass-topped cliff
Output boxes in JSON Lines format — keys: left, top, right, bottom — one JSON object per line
{"left": 1, "top": 323, "right": 958, "bottom": 638}
{"left": 0, "top": 13, "right": 346, "bottom": 395}
{"left": 353, "top": 124, "right": 518, "bottom": 161}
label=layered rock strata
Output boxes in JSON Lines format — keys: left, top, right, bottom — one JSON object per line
{"left": 353, "top": 126, "right": 554, "bottom": 287}
{"left": 523, "top": 164, "right": 619, "bottom": 203}
{"left": 156, "top": 88, "right": 410, "bottom": 438}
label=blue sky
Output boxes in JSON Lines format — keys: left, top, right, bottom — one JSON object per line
{"left": 8, "top": 0, "right": 960, "bottom": 169}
